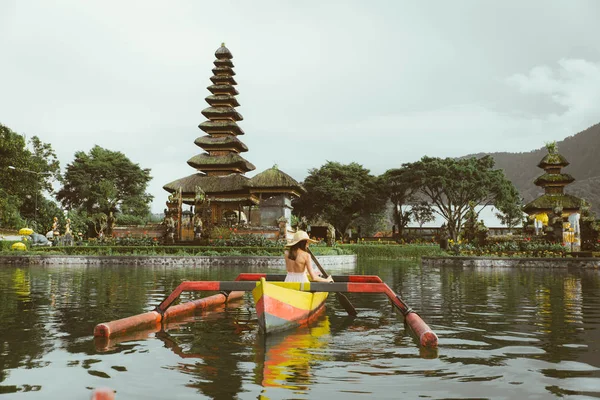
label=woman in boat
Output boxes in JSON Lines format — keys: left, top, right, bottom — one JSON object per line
{"left": 284, "top": 230, "right": 333, "bottom": 283}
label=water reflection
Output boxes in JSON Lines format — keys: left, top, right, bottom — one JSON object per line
{"left": 94, "top": 304, "right": 333, "bottom": 397}
{"left": 0, "top": 262, "right": 599, "bottom": 398}
{"left": 255, "top": 316, "right": 331, "bottom": 391}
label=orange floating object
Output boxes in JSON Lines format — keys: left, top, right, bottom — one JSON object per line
{"left": 93, "top": 311, "right": 161, "bottom": 338}
{"left": 94, "top": 291, "right": 244, "bottom": 338}
{"left": 163, "top": 291, "right": 244, "bottom": 321}
{"left": 90, "top": 387, "right": 115, "bottom": 400}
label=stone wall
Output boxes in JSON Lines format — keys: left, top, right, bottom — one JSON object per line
{"left": 422, "top": 256, "right": 600, "bottom": 269}
{"left": 0, "top": 254, "right": 357, "bottom": 267}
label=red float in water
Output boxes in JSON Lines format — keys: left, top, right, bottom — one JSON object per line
{"left": 94, "top": 291, "right": 244, "bottom": 338}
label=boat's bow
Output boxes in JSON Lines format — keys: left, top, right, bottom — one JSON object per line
{"left": 252, "top": 278, "right": 328, "bottom": 334}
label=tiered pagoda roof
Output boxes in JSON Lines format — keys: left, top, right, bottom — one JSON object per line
{"left": 163, "top": 43, "right": 305, "bottom": 223}
{"left": 523, "top": 143, "right": 582, "bottom": 213}
{"left": 191, "top": 43, "right": 255, "bottom": 176}
{"left": 163, "top": 43, "right": 256, "bottom": 203}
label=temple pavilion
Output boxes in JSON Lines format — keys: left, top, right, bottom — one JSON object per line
{"left": 523, "top": 142, "right": 582, "bottom": 242}
{"left": 163, "top": 44, "right": 305, "bottom": 240}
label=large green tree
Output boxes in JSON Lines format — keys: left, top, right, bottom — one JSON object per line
{"left": 292, "top": 161, "right": 386, "bottom": 238}
{"left": 401, "top": 156, "right": 522, "bottom": 240}
{"left": 380, "top": 168, "right": 420, "bottom": 239}
{"left": 0, "top": 124, "right": 61, "bottom": 230}
{"left": 411, "top": 201, "right": 435, "bottom": 234}
{"left": 56, "top": 146, "right": 153, "bottom": 235}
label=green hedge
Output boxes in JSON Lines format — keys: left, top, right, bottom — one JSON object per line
{"left": 26, "top": 244, "right": 356, "bottom": 257}
{"left": 1, "top": 243, "right": 432, "bottom": 259}
{"left": 30, "top": 245, "right": 283, "bottom": 256}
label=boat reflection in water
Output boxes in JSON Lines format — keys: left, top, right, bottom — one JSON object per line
{"left": 95, "top": 307, "right": 332, "bottom": 396}
{"left": 255, "top": 315, "right": 331, "bottom": 391}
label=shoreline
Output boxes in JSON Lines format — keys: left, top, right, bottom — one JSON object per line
{"left": 0, "top": 254, "right": 357, "bottom": 267}
{"left": 422, "top": 256, "right": 600, "bottom": 269}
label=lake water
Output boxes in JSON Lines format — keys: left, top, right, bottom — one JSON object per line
{"left": 1, "top": 260, "right": 599, "bottom": 399}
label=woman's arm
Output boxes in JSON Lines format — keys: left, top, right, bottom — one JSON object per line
{"left": 304, "top": 253, "right": 333, "bottom": 282}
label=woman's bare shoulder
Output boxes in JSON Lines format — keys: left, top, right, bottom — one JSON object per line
{"left": 298, "top": 249, "right": 310, "bottom": 262}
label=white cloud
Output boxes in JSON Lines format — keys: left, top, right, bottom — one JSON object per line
{"left": 507, "top": 59, "right": 600, "bottom": 113}
{"left": 262, "top": 58, "right": 600, "bottom": 177}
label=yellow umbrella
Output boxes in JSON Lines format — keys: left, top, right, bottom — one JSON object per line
{"left": 19, "top": 228, "right": 33, "bottom": 235}
{"left": 535, "top": 213, "right": 548, "bottom": 226}
{"left": 11, "top": 242, "right": 27, "bottom": 251}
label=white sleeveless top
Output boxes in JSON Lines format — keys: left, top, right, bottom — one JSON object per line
{"left": 284, "top": 272, "right": 309, "bottom": 283}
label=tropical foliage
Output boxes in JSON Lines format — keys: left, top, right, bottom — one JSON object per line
{"left": 448, "top": 237, "right": 568, "bottom": 258}
{"left": 399, "top": 155, "right": 522, "bottom": 240}
{"left": 0, "top": 124, "right": 61, "bottom": 231}
{"left": 292, "top": 161, "right": 387, "bottom": 238}
{"left": 380, "top": 168, "right": 418, "bottom": 238}
{"left": 56, "top": 145, "right": 153, "bottom": 236}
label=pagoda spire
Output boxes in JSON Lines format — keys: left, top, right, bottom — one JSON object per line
{"left": 523, "top": 141, "right": 582, "bottom": 214}
{"left": 533, "top": 142, "right": 574, "bottom": 196}
{"left": 187, "top": 43, "right": 255, "bottom": 176}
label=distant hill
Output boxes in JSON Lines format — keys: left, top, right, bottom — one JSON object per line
{"left": 464, "top": 122, "right": 600, "bottom": 215}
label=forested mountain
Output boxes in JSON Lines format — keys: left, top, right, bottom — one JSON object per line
{"left": 464, "top": 123, "right": 600, "bottom": 215}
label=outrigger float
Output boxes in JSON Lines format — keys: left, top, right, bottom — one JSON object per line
{"left": 94, "top": 273, "right": 438, "bottom": 348}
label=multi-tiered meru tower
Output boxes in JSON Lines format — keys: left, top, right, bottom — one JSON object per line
{"left": 523, "top": 142, "right": 582, "bottom": 216}
{"left": 523, "top": 142, "right": 582, "bottom": 245}
{"left": 163, "top": 44, "right": 305, "bottom": 241}
{"left": 190, "top": 43, "right": 255, "bottom": 177}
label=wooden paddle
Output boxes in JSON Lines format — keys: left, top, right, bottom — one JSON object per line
{"left": 308, "top": 248, "right": 358, "bottom": 317}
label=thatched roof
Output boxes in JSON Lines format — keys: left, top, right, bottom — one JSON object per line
{"left": 534, "top": 173, "right": 575, "bottom": 186}
{"left": 210, "top": 75, "right": 237, "bottom": 85}
{"left": 215, "top": 43, "right": 233, "bottom": 59}
{"left": 211, "top": 196, "right": 258, "bottom": 203}
{"left": 205, "top": 94, "right": 239, "bottom": 108}
{"left": 250, "top": 165, "right": 306, "bottom": 194}
{"left": 538, "top": 153, "right": 569, "bottom": 169}
{"left": 194, "top": 135, "right": 248, "bottom": 152}
{"left": 212, "top": 67, "right": 235, "bottom": 76}
{"left": 187, "top": 153, "right": 256, "bottom": 172}
{"left": 198, "top": 120, "right": 244, "bottom": 135}
{"left": 214, "top": 59, "right": 233, "bottom": 68}
{"left": 163, "top": 173, "right": 251, "bottom": 194}
{"left": 207, "top": 84, "right": 238, "bottom": 95}
{"left": 523, "top": 193, "right": 583, "bottom": 213}
{"left": 201, "top": 107, "right": 243, "bottom": 121}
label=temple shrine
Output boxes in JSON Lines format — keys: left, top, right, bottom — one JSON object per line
{"left": 523, "top": 142, "right": 582, "bottom": 246}
{"left": 163, "top": 44, "right": 305, "bottom": 241}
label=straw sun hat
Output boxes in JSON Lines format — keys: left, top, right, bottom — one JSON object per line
{"left": 285, "top": 230, "right": 318, "bottom": 247}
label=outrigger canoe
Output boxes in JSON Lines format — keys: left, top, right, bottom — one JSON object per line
{"left": 93, "top": 273, "right": 439, "bottom": 349}
{"left": 252, "top": 277, "right": 328, "bottom": 334}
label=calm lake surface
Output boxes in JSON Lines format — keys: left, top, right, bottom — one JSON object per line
{"left": 1, "top": 259, "right": 599, "bottom": 399}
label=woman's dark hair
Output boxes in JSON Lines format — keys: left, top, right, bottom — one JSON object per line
{"left": 287, "top": 240, "right": 308, "bottom": 261}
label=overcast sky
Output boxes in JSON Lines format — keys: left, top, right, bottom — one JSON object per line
{"left": 2, "top": 1, "right": 600, "bottom": 213}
